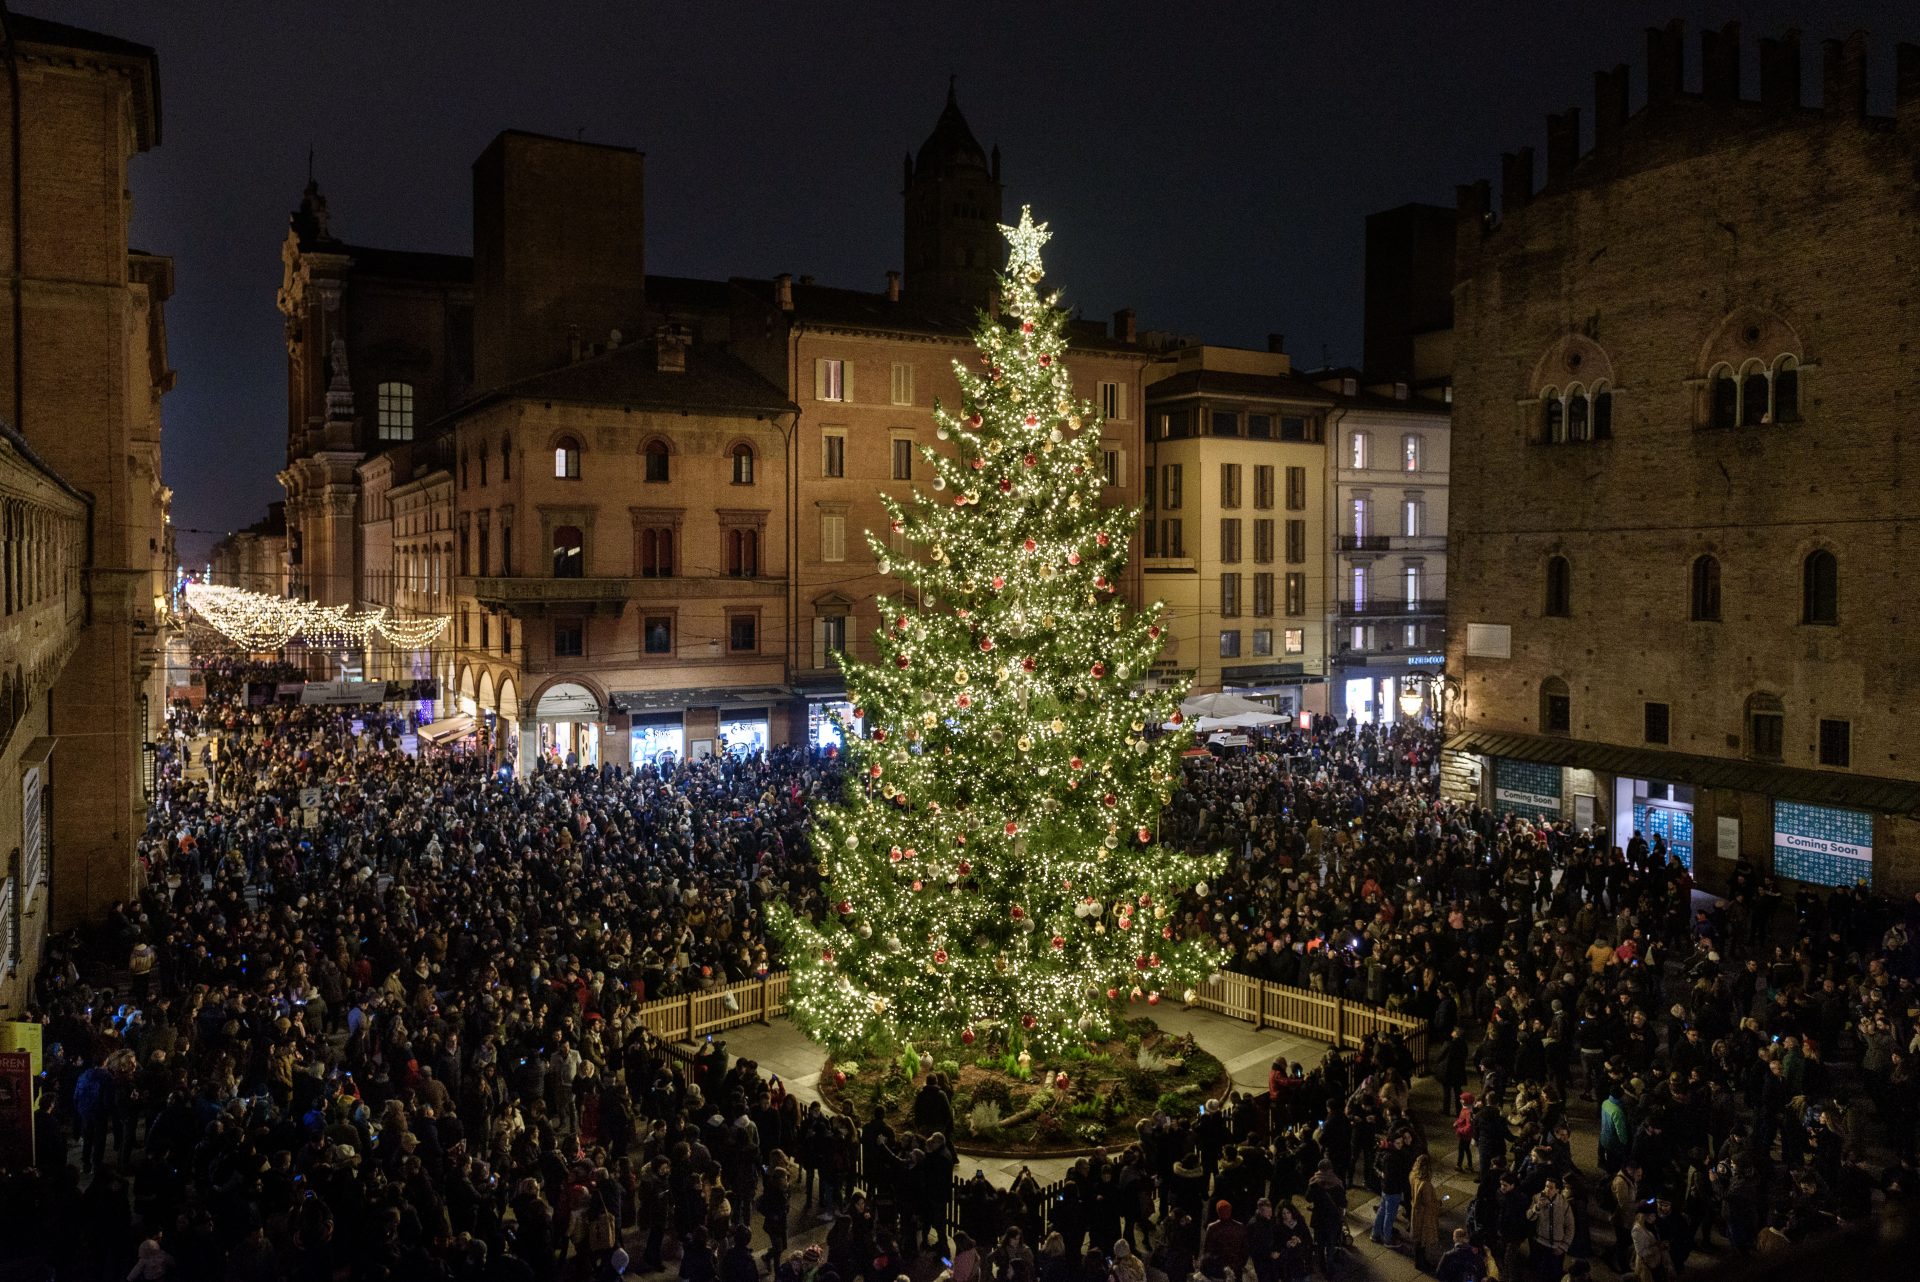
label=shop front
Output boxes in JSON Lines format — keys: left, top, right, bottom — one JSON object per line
{"left": 806, "top": 698, "right": 861, "bottom": 754}
{"left": 1615, "top": 776, "right": 1696, "bottom": 870}
{"left": 630, "top": 712, "right": 685, "bottom": 766}
{"left": 717, "top": 707, "right": 770, "bottom": 759}
{"left": 526, "top": 681, "right": 604, "bottom": 772}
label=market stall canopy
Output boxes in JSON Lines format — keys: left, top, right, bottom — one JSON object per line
{"left": 1179, "top": 691, "right": 1276, "bottom": 719}
{"left": 418, "top": 713, "right": 475, "bottom": 745}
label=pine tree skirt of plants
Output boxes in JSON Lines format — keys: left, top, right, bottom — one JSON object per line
{"left": 819, "top": 1018, "right": 1227, "bottom": 1155}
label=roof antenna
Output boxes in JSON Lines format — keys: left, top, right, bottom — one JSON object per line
{"left": 306, "top": 145, "right": 314, "bottom": 184}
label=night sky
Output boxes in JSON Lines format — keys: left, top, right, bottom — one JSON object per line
{"left": 34, "top": 1, "right": 1915, "bottom": 566}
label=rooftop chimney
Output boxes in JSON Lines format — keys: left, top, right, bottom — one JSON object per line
{"left": 886, "top": 270, "right": 901, "bottom": 302}
{"left": 654, "top": 324, "right": 690, "bottom": 373}
{"left": 1898, "top": 43, "right": 1920, "bottom": 130}
{"left": 1760, "top": 30, "right": 1803, "bottom": 107}
{"left": 774, "top": 273, "right": 793, "bottom": 311}
{"left": 1545, "top": 108, "right": 1580, "bottom": 186}
{"left": 1113, "top": 308, "right": 1137, "bottom": 344}
{"left": 1266, "top": 333, "right": 1286, "bottom": 355}
{"left": 1823, "top": 32, "right": 1868, "bottom": 117}
{"left": 1501, "top": 147, "right": 1535, "bottom": 214}
{"left": 1702, "top": 22, "right": 1741, "bottom": 100}
{"left": 1647, "top": 20, "right": 1686, "bottom": 104}
{"left": 1594, "top": 64, "right": 1631, "bottom": 150}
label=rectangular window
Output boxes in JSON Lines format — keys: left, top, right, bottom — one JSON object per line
{"left": 1284, "top": 627, "right": 1304, "bottom": 654}
{"left": 1749, "top": 712, "right": 1784, "bottom": 760}
{"left": 729, "top": 613, "right": 758, "bottom": 653}
{"left": 1285, "top": 519, "right": 1305, "bottom": 564}
{"left": 1162, "top": 464, "right": 1183, "bottom": 510}
{"left": 1211, "top": 410, "right": 1238, "bottom": 437}
{"left": 1645, "top": 701, "right": 1671, "bottom": 745}
{"left": 459, "top": 606, "right": 469, "bottom": 645}
{"left": 1403, "top": 497, "right": 1424, "bottom": 537}
{"left": 1285, "top": 572, "right": 1307, "bottom": 616}
{"left": 377, "top": 382, "right": 414, "bottom": 442}
{"left": 1220, "top": 463, "right": 1241, "bottom": 509}
{"left": 1280, "top": 416, "right": 1318, "bottom": 443}
{"left": 816, "top": 358, "right": 847, "bottom": 402}
{"left": 1351, "top": 431, "right": 1371, "bottom": 470}
{"left": 643, "top": 615, "right": 673, "bottom": 656}
{"left": 1144, "top": 465, "right": 1155, "bottom": 512}
{"left": 890, "top": 362, "right": 914, "bottom": 406}
{"left": 1403, "top": 433, "right": 1422, "bottom": 472}
{"left": 1253, "top": 465, "right": 1275, "bottom": 510}
{"left": 1220, "top": 518, "right": 1242, "bottom": 564}
{"left": 1351, "top": 497, "right": 1371, "bottom": 539}
{"left": 1285, "top": 466, "right": 1307, "bottom": 511}
{"left": 1220, "top": 572, "right": 1241, "bottom": 618}
{"left": 1099, "top": 381, "right": 1127, "bottom": 421}
{"left": 1404, "top": 563, "right": 1423, "bottom": 605}
{"left": 1160, "top": 519, "right": 1184, "bottom": 558}
{"left": 1253, "top": 519, "right": 1274, "bottom": 564}
{"left": 639, "top": 527, "right": 675, "bottom": 578}
{"left": 813, "top": 614, "right": 847, "bottom": 666}
{"left": 1103, "top": 448, "right": 1124, "bottom": 489}
{"left": 1544, "top": 691, "right": 1571, "bottom": 734}
{"left": 1351, "top": 564, "right": 1370, "bottom": 607}
{"left": 1219, "top": 629, "right": 1241, "bottom": 658}
{"left": 1818, "top": 718, "right": 1851, "bottom": 767}
{"left": 479, "top": 613, "right": 489, "bottom": 650}
{"left": 554, "top": 618, "right": 584, "bottom": 658}
{"left": 459, "top": 528, "right": 470, "bottom": 576}
{"left": 891, "top": 437, "right": 914, "bottom": 481}
{"left": 1246, "top": 414, "right": 1273, "bottom": 440}
{"left": 1253, "top": 628, "right": 1273, "bottom": 656}
{"left": 822, "top": 430, "right": 846, "bottom": 478}
{"left": 478, "top": 526, "right": 491, "bottom": 576}
{"left": 1253, "top": 571, "right": 1273, "bottom": 617}
{"left": 820, "top": 512, "right": 847, "bottom": 563}
{"left": 1156, "top": 410, "right": 1190, "bottom": 439}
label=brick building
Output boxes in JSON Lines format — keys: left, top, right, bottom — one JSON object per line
{"left": 1444, "top": 23, "right": 1920, "bottom": 891}
{"left": 207, "top": 501, "right": 288, "bottom": 596}
{"left": 0, "top": 11, "right": 175, "bottom": 925}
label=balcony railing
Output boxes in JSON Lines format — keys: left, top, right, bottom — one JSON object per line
{"left": 465, "top": 575, "right": 636, "bottom": 617}
{"left": 1337, "top": 534, "right": 1448, "bottom": 553}
{"left": 1339, "top": 597, "right": 1446, "bottom": 618}
{"left": 1337, "top": 534, "right": 1391, "bottom": 551}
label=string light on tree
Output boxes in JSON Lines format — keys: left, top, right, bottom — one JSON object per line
{"left": 771, "top": 208, "right": 1226, "bottom": 1054}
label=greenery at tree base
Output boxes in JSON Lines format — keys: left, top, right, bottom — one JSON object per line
{"left": 772, "top": 209, "right": 1226, "bottom": 1055}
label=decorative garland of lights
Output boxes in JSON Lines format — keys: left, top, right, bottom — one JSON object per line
{"left": 186, "top": 583, "right": 449, "bottom": 650}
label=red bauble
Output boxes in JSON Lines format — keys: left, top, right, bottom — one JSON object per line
{"left": 1068, "top": 552, "right": 1081, "bottom": 566}
{"left": 1139, "top": 893, "right": 1153, "bottom": 906}
{"left": 979, "top": 637, "right": 995, "bottom": 652}
{"left": 957, "top": 860, "right": 971, "bottom": 875}
{"left": 911, "top": 879, "right": 924, "bottom": 891}
{"left": 992, "top": 575, "right": 1006, "bottom": 590}
{"left": 1096, "top": 532, "right": 1111, "bottom": 547}
{"left": 870, "top": 764, "right": 883, "bottom": 778}
{"left": 1023, "top": 414, "right": 1039, "bottom": 427}
{"left": 821, "top": 948, "right": 835, "bottom": 962}
{"left": 1162, "top": 926, "right": 1174, "bottom": 939}
{"left": 1069, "top": 757, "right": 1084, "bottom": 770}
{"left": 890, "top": 519, "right": 903, "bottom": 534}
{"left": 961, "top": 1027, "right": 976, "bottom": 1045}
{"left": 953, "top": 496, "right": 966, "bottom": 507}
{"left": 1090, "top": 662, "right": 1107, "bottom": 678}
{"left": 1005, "top": 821, "right": 1019, "bottom": 835}
{"left": 1148, "top": 626, "right": 1161, "bottom": 640}
{"left": 1039, "top": 354, "right": 1052, "bottom": 367}
{"left": 1169, "top": 710, "right": 1183, "bottom": 725}
{"left": 833, "top": 1069, "right": 846, "bottom": 1086}
{"left": 998, "top": 478, "right": 1012, "bottom": 492}
{"left": 1094, "top": 575, "right": 1107, "bottom": 589}
{"left": 1138, "top": 827, "right": 1152, "bottom": 843}
{"left": 888, "top": 846, "right": 903, "bottom": 862}
{"left": 1117, "top": 916, "right": 1132, "bottom": 932}
{"left": 896, "top": 656, "right": 910, "bottom": 669}
{"left": 1054, "top": 1071, "right": 1069, "bottom": 1090}
{"left": 1023, "top": 453, "right": 1037, "bottom": 468}
{"left": 955, "top": 693, "right": 971, "bottom": 709}
{"left": 1010, "top": 904, "right": 1025, "bottom": 920}
{"left": 1148, "top": 992, "right": 1161, "bottom": 1006}
{"left": 1021, "top": 656, "right": 1036, "bottom": 673}
{"left": 1021, "top": 1013, "right": 1037, "bottom": 1030}
{"left": 1050, "top": 934, "right": 1065, "bottom": 950}
{"left": 1136, "top": 956, "right": 1149, "bottom": 970}
{"left": 1102, "top": 792, "right": 1118, "bottom": 807}
{"left": 1149, "top": 954, "right": 1162, "bottom": 968}
{"left": 852, "top": 707, "right": 864, "bottom": 719}
{"left": 837, "top": 899, "right": 853, "bottom": 914}
{"left": 895, "top": 615, "right": 908, "bottom": 631}
{"left": 1107, "top": 987, "right": 1120, "bottom": 1000}
{"left": 872, "top": 728, "right": 887, "bottom": 742}
{"left": 1021, "top": 321, "right": 1034, "bottom": 333}
{"left": 933, "top": 948, "right": 949, "bottom": 965}
{"left": 970, "top": 457, "right": 984, "bottom": 471}
{"left": 904, "top": 847, "right": 917, "bottom": 859}
{"left": 966, "top": 413, "right": 982, "bottom": 428}
{"left": 1023, "top": 538, "right": 1037, "bottom": 553}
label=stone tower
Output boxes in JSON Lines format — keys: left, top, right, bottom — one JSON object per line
{"left": 902, "top": 79, "right": 1003, "bottom": 309}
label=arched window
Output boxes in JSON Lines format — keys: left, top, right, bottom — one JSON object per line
{"left": 1773, "top": 357, "right": 1800, "bottom": 424}
{"left": 1544, "top": 555, "right": 1572, "bottom": 617}
{"left": 554, "top": 437, "right": 581, "bottom": 479}
{"left": 1592, "top": 384, "right": 1614, "bottom": 440}
{"left": 730, "top": 443, "right": 755, "bottom": 485}
{"left": 377, "top": 381, "right": 414, "bottom": 441}
{"left": 727, "top": 528, "right": 759, "bottom": 577}
{"left": 1802, "top": 549, "right": 1837, "bottom": 625}
{"left": 1541, "top": 676, "right": 1571, "bottom": 734}
{"left": 639, "top": 527, "right": 674, "bottom": 578}
{"left": 1689, "top": 554, "right": 1721, "bottom": 622}
{"left": 1745, "top": 692, "right": 1784, "bottom": 761}
{"left": 1567, "top": 385, "right": 1590, "bottom": 441}
{"left": 501, "top": 437, "right": 513, "bottom": 481}
{"left": 1540, "top": 389, "right": 1564, "bottom": 444}
{"left": 552, "top": 525, "right": 584, "bottom": 578}
{"left": 1740, "top": 361, "right": 1770, "bottom": 427}
{"left": 644, "top": 439, "right": 670, "bottom": 484}
{"left": 1709, "top": 365, "right": 1738, "bottom": 430}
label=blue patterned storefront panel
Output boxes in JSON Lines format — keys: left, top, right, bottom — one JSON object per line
{"left": 1633, "top": 802, "right": 1694, "bottom": 871}
{"left": 1493, "top": 757, "right": 1562, "bottom": 819}
{"left": 1772, "top": 801, "right": 1873, "bottom": 888}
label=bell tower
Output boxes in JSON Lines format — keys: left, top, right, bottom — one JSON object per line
{"left": 902, "top": 79, "right": 1003, "bottom": 309}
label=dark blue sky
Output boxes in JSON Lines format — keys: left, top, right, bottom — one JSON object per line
{"left": 33, "top": 1, "right": 1916, "bottom": 565}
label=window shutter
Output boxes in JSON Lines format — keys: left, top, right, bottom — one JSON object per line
{"left": 841, "top": 360, "right": 854, "bottom": 404}
{"left": 813, "top": 359, "right": 827, "bottom": 401}
{"left": 1116, "top": 383, "right": 1128, "bottom": 420}
{"left": 813, "top": 618, "right": 826, "bottom": 669}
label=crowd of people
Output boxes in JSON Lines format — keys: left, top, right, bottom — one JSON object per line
{"left": 1, "top": 665, "right": 1916, "bottom": 1282}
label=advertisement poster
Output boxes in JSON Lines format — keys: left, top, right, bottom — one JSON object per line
{"left": 1773, "top": 802, "right": 1873, "bottom": 888}
{"left": 1493, "top": 758, "right": 1562, "bottom": 820}
{"left": 0, "top": 1050, "right": 31, "bottom": 1172}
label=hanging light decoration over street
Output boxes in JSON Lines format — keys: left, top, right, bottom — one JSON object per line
{"left": 185, "top": 582, "right": 449, "bottom": 649}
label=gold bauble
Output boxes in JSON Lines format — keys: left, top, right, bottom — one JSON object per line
{"left": 955, "top": 667, "right": 969, "bottom": 685}
{"left": 1050, "top": 718, "right": 1066, "bottom": 733}
{"left": 1017, "top": 736, "right": 1033, "bottom": 752}
{"left": 1068, "top": 415, "right": 1083, "bottom": 430}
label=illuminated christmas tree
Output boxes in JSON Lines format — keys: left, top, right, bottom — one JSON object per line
{"left": 773, "top": 209, "right": 1225, "bottom": 1053}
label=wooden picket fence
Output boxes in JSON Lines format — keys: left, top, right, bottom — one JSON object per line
{"left": 1188, "top": 970, "right": 1429, "bottom": 1065}
{"left": 631, "top": 966, "right": 1426, "bottom": 1065}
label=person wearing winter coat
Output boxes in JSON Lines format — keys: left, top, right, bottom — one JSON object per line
{"left": 1526, "top": 1178, "right": 1573, "bottom": 1281}
{"left": 1408, "top": 1153, "right": 1445, "bottom": 1270}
